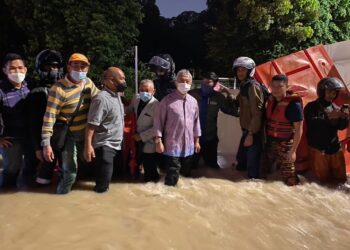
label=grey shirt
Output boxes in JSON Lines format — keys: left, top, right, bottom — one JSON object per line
{"left": 87, "top": 88, "right": 124, "bottom": 150}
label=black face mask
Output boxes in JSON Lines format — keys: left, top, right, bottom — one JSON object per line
{"left": 41, "top": 69, "right": 60, "bottom": 84}
{"left": 116, "top": 81, "right": 127, "bottom": 92}
{"left": 48, "top": 70, "right": 60, "bottom": 82}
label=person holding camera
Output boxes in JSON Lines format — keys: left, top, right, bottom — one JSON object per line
{"left": 304, "top": 77, "right": 349, "bottom": 184}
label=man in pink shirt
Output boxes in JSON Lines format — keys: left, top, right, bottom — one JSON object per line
{"left": 154, "top": 69, "right": 201, "bottom": 186}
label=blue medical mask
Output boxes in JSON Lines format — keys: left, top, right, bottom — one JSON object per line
{"left": 70, "top": 70, "right": 87, "bottom": 81}
{"left": 139, "top": 91, "right": 152, "bottom": 102}
{"left": 201, "top": 83, "right": 214, "bottom": 96}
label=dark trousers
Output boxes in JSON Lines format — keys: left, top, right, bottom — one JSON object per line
{"left": 236, "top": 131, "right": 262, "bottom": 179}
{"left": 193, "top": 137, "right": 219, "bottom": 168}
{"left": 164, "top": 155, "right": 194, "bottom": 186}
{"left": 0, "top": 138, "right": 37, "bottom": 187}
{"left": 94, "top": 146, "right": 118, "bottom": 192}
{"left": 142, "top": 153, "right": 160, "bottom": 182}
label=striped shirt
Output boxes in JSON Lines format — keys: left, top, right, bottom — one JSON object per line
{"left": 41, "top": 76, "right": 99, "bottom": 146}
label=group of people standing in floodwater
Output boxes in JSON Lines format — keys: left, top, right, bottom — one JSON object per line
{"left": 0, "top": 50, "right": 348, "bottom": 194}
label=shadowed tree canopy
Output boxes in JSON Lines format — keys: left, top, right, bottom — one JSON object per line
{"left": 138, "top": 1, "right": 209, "bottom": 76}
{"left": 205, "top": 0, "right": 350, "bottom": 76}
{"left": 2, "top": 0, "right": 143, "bottom": 83}
{"left": 1, "top": 0, "right": 350, "bottom": 81}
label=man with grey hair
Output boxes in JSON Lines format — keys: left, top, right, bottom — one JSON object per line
{"left": 154, "top": 69, "right": 201, "bottom": 186}
{"left": 125, "top": 79, "right": 160, "bottom": 182}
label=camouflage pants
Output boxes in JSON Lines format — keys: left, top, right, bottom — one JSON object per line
{"left": 262, "top": 138, "right": 299, "bottom": 186}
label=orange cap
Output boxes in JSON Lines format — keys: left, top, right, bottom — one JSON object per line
{"left": 68, "top": 53, "right": 90, "bottom": 65}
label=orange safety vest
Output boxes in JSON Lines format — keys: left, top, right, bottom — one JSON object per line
{"left": 266, "top": 94, "right": 302, "bottom": 140}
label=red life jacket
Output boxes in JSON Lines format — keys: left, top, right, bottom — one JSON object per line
{"left": 266, "top": 94, "right": 302, "bottom": 140}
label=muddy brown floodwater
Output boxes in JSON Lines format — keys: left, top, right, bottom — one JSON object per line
{"left": 0, "top": 166, "right": 350, "bottom": 250}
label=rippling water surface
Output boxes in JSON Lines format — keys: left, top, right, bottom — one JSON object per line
{"left": 0, "top": 166, "right": 349, "bottom": 250}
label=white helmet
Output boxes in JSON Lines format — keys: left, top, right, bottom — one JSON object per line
{"left": 232, "top": 57, "right": 256, "bottom": 77}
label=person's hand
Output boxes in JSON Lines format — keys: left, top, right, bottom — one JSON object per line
{"left": 84, "top": 144, "right": 95, "bottom": 162}
{"left": 43, "top": 145, "right": 55, "bottom": 162}
{"left": 243, "top": 134, "right": 253, "bottom": 147}
{"left": 194, "top": 142, "right": 201, "bottom": 153}
{"left": 219, "top": 85, "right": 230, "bottom": 95}
{"left": 0, "top": 137, "right": 13, "bottom": 148}
{"left": 340, "top": 111, "right": 349, "bottom": 119}
{"left": 327, "top": 110, "right": 344, "bottom": 120}
{"left": 156, "top": 141, "right": 164, "bottom": 154}
{"left": 132, "top": 134, "right": 142, "bottom": 142}
{"left": 35, "top": 150, "right": 44, "bottom": 162}
{"left": 286, "top": 151, "right": 296, "bottom": 163}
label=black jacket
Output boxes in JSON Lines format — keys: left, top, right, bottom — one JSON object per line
{"left": 189, "top": 88, "right": 239, "bottom": 141}
{"left": 154, "top": 75, "right": 176, "bottom": 101}
{"left": 0, "top": 78, "right": 30, "bottom": 138}
{"left": 25, "top": 86, "right": 50, "bottom": 150}
{"left": 304, "top": 98, "right": 348, "bottom": 154}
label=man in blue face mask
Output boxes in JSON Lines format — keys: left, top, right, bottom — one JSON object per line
{"left": 189, "top": 72, "right": 239, "bottom": 169}
{"left": 125, "top": 79, "right": 160, "bottom": 182}
{"left": 41, "top": 53, "right": 99, "bottom": 194}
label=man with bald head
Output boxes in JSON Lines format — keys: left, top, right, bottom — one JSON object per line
{"left": 84, "top": 67, "right": 126, "bottom": 193}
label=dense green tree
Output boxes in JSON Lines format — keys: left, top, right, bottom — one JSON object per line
{"left": 138, "top": 0, "right": 170, "bottom": 61}
{"left": 2, "top": 0, "right": 350, "bottom": 82}
{"left": 166, "top": 11, "right": 209, "bottom": 75}
{"left": 206, "top": 0, "right": 350, "bottom": 76}
{"left": 3, "top": 0, "right": 143, "bottom": 86}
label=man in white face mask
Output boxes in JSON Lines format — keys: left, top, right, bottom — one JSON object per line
{"left": 0, "top": 53, "right": 32, "bottom": 188}
{"left": 125, "top": 79, "right": 160, "bottom": 182}
{"left": 154, "top": 69, "right": 201, "bottom": 186}
{"left": 41, "top": 53, "right": 99, "bottom": 194}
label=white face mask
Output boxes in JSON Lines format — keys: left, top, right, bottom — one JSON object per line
{"left": 177, "top": 82, "right": 191, "bottom": 94}
{"left": 8, "top": 72, "right": 26, "bottom": 84}
{"left": 70, "top": 70, "right": 87, "bottom": 82}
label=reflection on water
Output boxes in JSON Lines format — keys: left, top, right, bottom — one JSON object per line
{"left": 0, "top": 166, "right": 350, "bottom": 250}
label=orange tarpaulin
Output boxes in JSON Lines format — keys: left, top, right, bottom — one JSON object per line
{"left": 255, "top": 44, "right": 350, "bottom": 174}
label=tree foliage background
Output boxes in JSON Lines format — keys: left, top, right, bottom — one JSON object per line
{"left": 0, "top": 0, "right": 144, "bottom": 89}
{"left": 1, "top": 0, "right": 350, "bottom": 85}
{"left": 206, "top": 0, "right": 350, "bottom": 75}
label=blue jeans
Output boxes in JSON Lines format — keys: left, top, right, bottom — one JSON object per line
{"left": 56, "top": 133, "right": 84, "bottom": 194}
{"left": 236, "top": 131, "right": 262, "bottom": 179}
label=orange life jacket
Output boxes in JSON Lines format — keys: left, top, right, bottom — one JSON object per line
{"left": 266, "top": 94, "right": 302, "bottom": 140}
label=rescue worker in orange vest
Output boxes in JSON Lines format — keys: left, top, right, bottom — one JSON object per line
{"left": 263, "top": 74, "right": 303, "bottom": 186}
{"left": 304, "top": 77, "right": 348, "bottom": 184}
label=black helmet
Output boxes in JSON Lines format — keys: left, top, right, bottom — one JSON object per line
{"left": 35, "top": 49, "right": 64, "bottom": 83}
{"left": 232, "top": 56, "right": 256, "bottom": 77}
{"left": 148, "top": 54, "right": 175, "bottom": 77}
{"left": 317, "top": 77, "right": 344, "bottom": 98}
